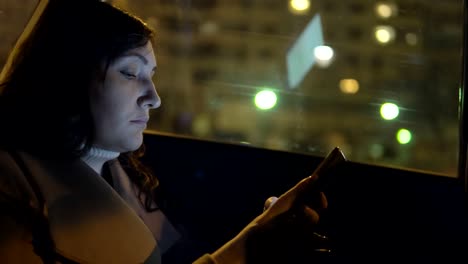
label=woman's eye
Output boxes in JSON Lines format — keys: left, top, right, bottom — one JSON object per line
{"left": 120, "top": 71, "right": 137, "bottom": 79}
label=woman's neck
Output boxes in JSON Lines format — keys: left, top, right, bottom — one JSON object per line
{"left": 81, "top": 146, "right": 120, "bottom": 175}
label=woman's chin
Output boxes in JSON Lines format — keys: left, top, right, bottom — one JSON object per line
{"left": 126, "top": 137, "right": 144, "bottom": 152}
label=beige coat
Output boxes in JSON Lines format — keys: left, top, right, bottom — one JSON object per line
{"left": 0, "top": 150, "right": 215, "bottom": 264}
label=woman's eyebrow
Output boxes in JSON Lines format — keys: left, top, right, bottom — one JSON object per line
{"left": 122, "top": 52, "right": 157, "bottom": 72}
{"left": 124, "top": 52, "right": 148, "bottom": 64}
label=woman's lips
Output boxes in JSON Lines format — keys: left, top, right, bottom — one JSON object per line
{"left": 130, "top": 119, "right": 148, "bottom": 128}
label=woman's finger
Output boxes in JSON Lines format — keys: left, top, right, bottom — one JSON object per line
{"left": 263, "top": 196, "right": 278, "bottom": 211}
{"left": 303, "top": 205, "right": 320, "bottom": 223}
{"left": 320, "top": 192, "right": 328, "bottom": 209}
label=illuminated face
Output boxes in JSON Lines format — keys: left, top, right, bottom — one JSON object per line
{"left": 90, "top": 41, "right": 160, "bottom": 152}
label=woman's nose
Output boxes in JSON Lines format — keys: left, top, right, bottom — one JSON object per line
{"left": 140, "top": 81, "right": 161, "bottom": 109}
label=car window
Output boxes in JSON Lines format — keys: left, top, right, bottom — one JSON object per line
{"left": 1, "top": 0, "right": 463, "bottom": 177}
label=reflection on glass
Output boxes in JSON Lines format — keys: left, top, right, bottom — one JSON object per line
{"left": 286, "top": 14, "right": 324, "bottom": 89}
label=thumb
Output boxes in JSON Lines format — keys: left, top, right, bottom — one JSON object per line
{"left": 263, "top": 196, "right": 278, "bottom": 211}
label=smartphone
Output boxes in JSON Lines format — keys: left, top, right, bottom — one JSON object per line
{"left": 310, "top": 147, "right": 347, "bottom": 187}
{"left": 297, "top": 146, "right": 347, "bottom": 206}
{"left": 245, "top": 147, "right": 347, "bottom": 262}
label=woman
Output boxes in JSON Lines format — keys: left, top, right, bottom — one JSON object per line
{"left": 0, "top": 0, "right": 327, "bottom": 263}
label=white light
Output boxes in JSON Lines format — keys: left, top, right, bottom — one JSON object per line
{"left": 376, "top": 4, "right": 392, "bottom": 18}
{"left": 374, "top": 25, "right": 396, "bottom": 44}
{"left": 290, "top": 0, "right": 310, "bottom": 12}
{"left": 314, "top": 45, "right": 334, "bottom": 61}
{"left": 376, "top": 29, "right": 391, "bottom": 43}
{"left": 255, "top": 90, "right": 278, "bottom": 110}
{"left": 375, "top": 3, "right": 396, "bottom": 19}
{"left": 314, "top": 45, "right": 334, "bottom": 68}
{"left": 380, "top": 102, "right": 399, "bottom": 120}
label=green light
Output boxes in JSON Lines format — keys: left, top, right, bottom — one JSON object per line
{"left": 255, "top": 90, "right": 277, "bottom": 110}
{"left": 396, "top": 128, "right": 412, "bottom": 144}
{"left": 380, "top": 102, "right": 399, "bottom": 120}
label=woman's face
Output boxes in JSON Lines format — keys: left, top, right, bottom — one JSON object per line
{"left": 90, "top": 41, "right": 160, "bottom": 152}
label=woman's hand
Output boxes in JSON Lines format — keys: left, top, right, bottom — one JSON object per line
{"left": 255, "top": 175, "right": 327, "bottom": 226}
{"left": 211, "top": 175, "right": 328, "bottom": 264}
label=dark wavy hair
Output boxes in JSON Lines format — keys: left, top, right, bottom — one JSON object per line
{"left": 0, "top": 0, "right": 159, "bottom": 211}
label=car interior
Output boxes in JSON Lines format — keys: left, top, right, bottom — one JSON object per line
{"left": 1, "top": 0, "right": 467, "bottom": 263}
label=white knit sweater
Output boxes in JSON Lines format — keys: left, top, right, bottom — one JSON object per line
{"left": 81, "top": 147, "right": 180, "bottom": 254}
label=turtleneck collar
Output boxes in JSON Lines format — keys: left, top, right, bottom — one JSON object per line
{"left": 81, "top": 146, "right": 120, "bottom": 175}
